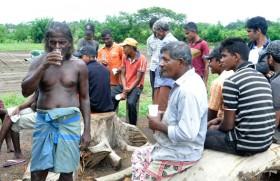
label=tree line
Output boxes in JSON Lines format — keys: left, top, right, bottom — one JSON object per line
{"left": 0, "top": 7, "right": 280, "bottom": 45}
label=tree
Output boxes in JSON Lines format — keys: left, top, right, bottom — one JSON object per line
{"left": 0, "top": 25, "right": 8, "bottom": 43}
{"left": 12, "top": 23, "right": 30, "bottom": 42}
{"left": 30, "top": 18, "right": 52, "bottom": 43}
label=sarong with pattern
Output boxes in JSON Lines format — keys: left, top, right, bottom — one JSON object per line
{"left": 131, "top": 146, "right": 196, "bottom": 181}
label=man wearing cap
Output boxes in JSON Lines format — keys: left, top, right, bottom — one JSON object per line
{"left": 97, "top": 29, "right": 124, "bottom": 90}
{"left": 77, "top": 23, "right": 99, "bottom": 54}
{"left": 74, "top": 45, "right": 114, "bottom": 113}
{"left": 264, "top": 40, "right": 280, "bottom": 143}
{"left": 111, "top": 38, "right": 147, "bottom": 125}
{"left": 203, "top": 46, "right": 234, "bottom": 122}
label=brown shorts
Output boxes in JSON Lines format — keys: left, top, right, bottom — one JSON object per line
{"left": 153, "top": 86, "right": 171, "bottom": 111}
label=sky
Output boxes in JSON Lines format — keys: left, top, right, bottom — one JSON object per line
{"left": 0, "top": 0, "right": 279, "bottom": 25}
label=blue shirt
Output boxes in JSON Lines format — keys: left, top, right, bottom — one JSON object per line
{"left": 152, "top": 68, "right": 208, "bottom": 162}
{"left": 154, "top": 33, "right": 178, "bottom": 88}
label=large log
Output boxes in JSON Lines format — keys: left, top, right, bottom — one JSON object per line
{"left": 168, "top": 143, "right": 280, "bottom": 181}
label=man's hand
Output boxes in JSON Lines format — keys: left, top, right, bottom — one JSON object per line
{"left": 42, "top": 51, "right": 63, "bottom": 68}
{"left": 207, "top": 117, "right": 223, "bottom": 129}
{"left": 79, "top": 132, "right": 91, "bottom": 151}
{"left": 147, "top": 114, "right": 167, "bottom": 133}
{"left": 11, "top": 107, "right": 20, "bottom": 116}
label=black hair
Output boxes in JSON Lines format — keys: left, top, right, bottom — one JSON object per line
{"left": 220, "top": 37, "right": 249, "bottom": 61}
{"left": 245, "top": 16, "right": 268, "bottom": 35}
{"left": 149, "top": 17, "right": 159, "bottom": 29}
{"left": 101, "top": 29, "right": 113, "bottom": 38}
{"left": 184, "top": 22, "right": 199, "bottom": 34}
{"left": 44, "top": 21, "right": 74, "bottom": 60}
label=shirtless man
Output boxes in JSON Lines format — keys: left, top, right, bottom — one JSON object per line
{"left": 21, "top": 22, "right": 91, "bottom": 181}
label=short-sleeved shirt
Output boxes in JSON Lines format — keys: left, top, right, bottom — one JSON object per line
{"left": 208, "top": 70, "right": 234, "bottom": 118}
{"left": 87, "top": 60, "right": 114, "bottom": 113}
{"left": 270, "top": 71, "right": 280, "bottom": 111}
{"left": 188, "top": 40, "right": 210, "bottom": 77}
{"left": 97, "top": 43, "right": 124, "bottom": 86}
{"left": 222, "top": 62, "right": 275, "bottom": 152}
{"left": 77, "top": 37, "right": 99, "bottom": 53}
{"left": 122, "top": 51, "right": 147, "bottom": 88}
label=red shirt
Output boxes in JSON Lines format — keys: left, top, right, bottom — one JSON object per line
{"left": 122, "top": 51, "right": 147, "bottom": 88}
{"left": 189, "top": 40, "right": 209, "bottom": 77}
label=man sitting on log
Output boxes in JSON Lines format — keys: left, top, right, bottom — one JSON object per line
{"left": 131, "top": 41, "right": 208, "bottom": 180}
{"left": 0, "top": 100, "right": 14, "bottom": 153}
{"left": 0, "top": 93, "right": 36, "bottom": 164}
{"left": 111, "top": 38, "right": 147, "bottom": 126}
{"left": 74, "top": 45, "right": 114, "bottom": 113}
{"left": 205, "top": 37, "right": 275, "bottom": 156}
{"left": 263, "top": 40, "right": 280, "bottom": 143}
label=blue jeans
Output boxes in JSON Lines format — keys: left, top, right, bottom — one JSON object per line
{"left": 204, "top": 130, "right": 239, "bottom": 155}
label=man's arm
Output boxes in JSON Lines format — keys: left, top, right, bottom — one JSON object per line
{"left": 148, "top": 114, "right": 168, "bottom": 133}
{"left": 120, "top": 66, "right": 127, "bottom": 88}
{"left": 203, "top": 58, "right": 209, "bottom": 87}
{"left": 21, "top": 57, "right": 45, "bottom": 97}
{"left": 126, "top": 71, "right": 144, "bottom": 92}
{"left": 18, "top": 94, "right": 36, "bottom": 111}
{"left": 10, "top": 94, "right": 36, "bottom": 116}
{"left": 276, "top": 110, "right": 280, "bottom": 128}
{"left": 77, "top": 61, "right": 91, "bottom": 150}
{"left": 208, "top": 108, "right": 218, "bottom": 122}
{"left": 218, "top": 110, "right": 236, "bottom": 131}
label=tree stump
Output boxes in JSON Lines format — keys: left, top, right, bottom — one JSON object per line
{"left": 80, "top": 112, "right": 149, "bottom": 172}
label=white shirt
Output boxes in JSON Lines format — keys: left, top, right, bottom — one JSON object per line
{"left": 248, "top": 46, "right": 263, "bottom": 64}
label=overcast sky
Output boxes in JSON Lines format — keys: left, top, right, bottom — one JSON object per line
{"left": 0, "top": 0, "right": 279, "bottom": 25}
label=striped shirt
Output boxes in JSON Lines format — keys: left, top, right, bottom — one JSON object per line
{"left": 222, "top": 62, "right": 275, "bottom": 152}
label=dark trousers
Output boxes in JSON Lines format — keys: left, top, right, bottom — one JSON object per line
{"left": 111, "top": 85, "right": 141, "bottom": 125}
{"left": 204, "top": 130, "right": 265, "bottom": 156}
{"left": 150, "top": 70, "right": 155, "bottom": 100}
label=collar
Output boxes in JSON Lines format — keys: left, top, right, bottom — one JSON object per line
{"left": 101, "top": 42, "right": 117, "bottom": 50}
{"left": 87, "top": 59, "right": 97, "bottom": 65}
{"left": 126, "top": 50, "right": 140, "bottom": 64}
{"left": 235, "top": 61, "right": 255, "bottom": 72}
{"left": 249, "top": 38, "right": 270, "bottom": 49}
{"left": 174, "top": 68, "right": 195, "bottom": 86}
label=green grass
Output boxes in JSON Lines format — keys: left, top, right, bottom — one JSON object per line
{"left": 0, "top": 43, "right": 44, "bottom": 51}
{"left": 0, "top": 93, "right": 27, "bottom": 108}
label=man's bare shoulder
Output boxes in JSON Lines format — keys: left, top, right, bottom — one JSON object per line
{"left": 68, "top": 56, "right": 87, "bottom": 69}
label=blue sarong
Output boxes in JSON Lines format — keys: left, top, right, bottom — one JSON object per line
{"left": 31, "top": 107, "right": 81, "bottom": 173}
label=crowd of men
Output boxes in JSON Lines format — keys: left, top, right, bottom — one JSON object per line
{"left": 0, "top": 15, "right": 279, "bottom": 180}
